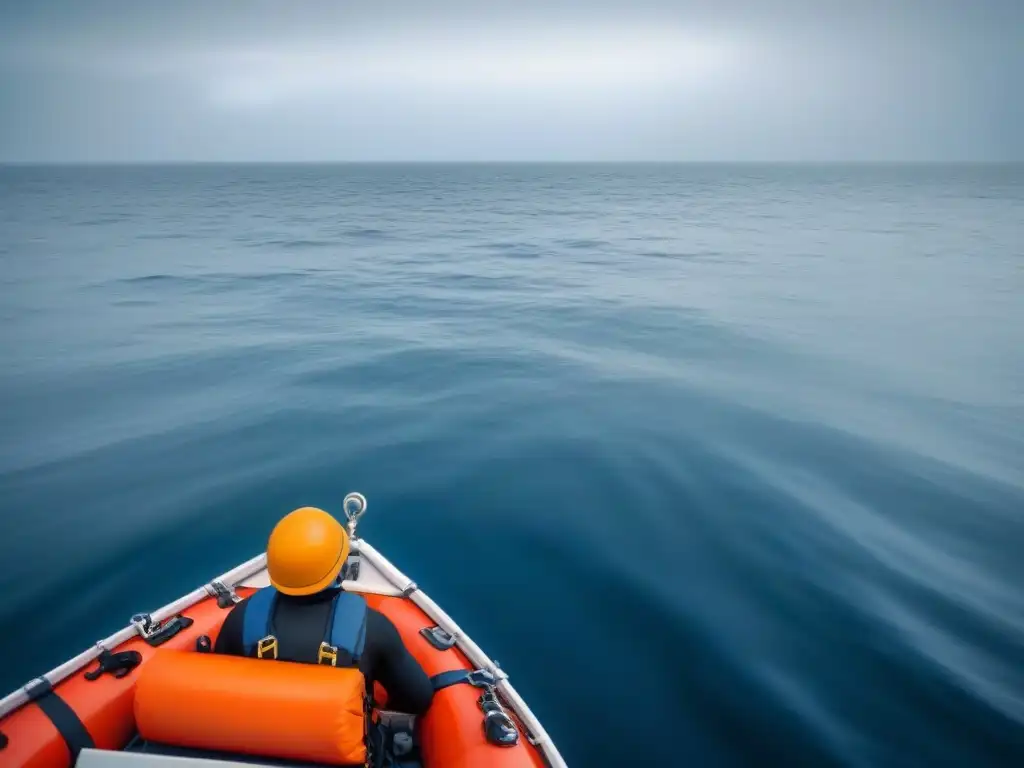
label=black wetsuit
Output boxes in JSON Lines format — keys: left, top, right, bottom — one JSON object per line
{"left": 214, "top": 587, "right": 434, "bottom": 715}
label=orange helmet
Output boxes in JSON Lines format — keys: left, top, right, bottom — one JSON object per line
{"left": 266, "top": 507, "right": 349, "bottom": 596}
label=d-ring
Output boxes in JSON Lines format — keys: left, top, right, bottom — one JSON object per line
{"left": 343, "top": 492, "right": 367, "bottom": 526}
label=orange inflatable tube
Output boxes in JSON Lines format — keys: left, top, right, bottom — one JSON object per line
{"left": 2, "top": 587, "right": 550, "bottom": 768}
{"left": 0, "top": 593, "right": 252, "bottom": 768}
{"left": 367, "top": 595, "right": 547, "bottom": 768}
{"left": 134, "top": 650, "right": 367, "bottom": 766}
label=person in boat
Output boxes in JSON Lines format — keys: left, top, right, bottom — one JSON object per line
{"left": 214, "top": 506, "right": 434, "bottom": 715}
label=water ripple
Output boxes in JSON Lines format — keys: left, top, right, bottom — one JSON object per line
{"left": 2, "top": 163, "right": 1022, "bottom": 767}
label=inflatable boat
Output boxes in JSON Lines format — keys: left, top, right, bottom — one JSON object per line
{"left": 0, "top": 493, "right": 568, "bottom": 768}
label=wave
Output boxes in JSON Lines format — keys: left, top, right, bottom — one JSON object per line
{"left": 556, "top": 238, "right": 610, "bottom": 250}
{"left": 135, "top": 232, "right": 190, "bottom": 241}
{"left": 111, "top": 270, "right": 328, "bottom": 289}
{"left": 72, "top": 216, "right": 130, "bottom": 227}
{"left": 343, "top": 228, "right": 389, "bottom": 239}
{"left": 470, "top": 242, "right": 543, "bottom": 259}
{"left": 248, "top": 238, "right": 337, "bottom": 250}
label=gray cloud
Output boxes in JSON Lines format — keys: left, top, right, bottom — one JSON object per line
{"left": 1, "top": 0, "right": 1021, "bottom": 161}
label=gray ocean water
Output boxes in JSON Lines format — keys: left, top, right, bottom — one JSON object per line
{"left": 1, "top": 163, "right": 1023, "bottom": 766}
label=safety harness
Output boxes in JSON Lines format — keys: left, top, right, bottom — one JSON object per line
{"left": 241, "top": 587, "right": 367, "bottom": 667}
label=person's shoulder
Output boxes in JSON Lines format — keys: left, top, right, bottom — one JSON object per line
{"left": 227, "top": 592, "right": 253, "bottom": 614}
{"left": 365, "top": 605, "right": 402, "bottom": 641}
{"left": 213, "top": 593, "right": 252, "bottom": 654}
{"left": 220, "top": 592, "right": 255, "bottom": 630}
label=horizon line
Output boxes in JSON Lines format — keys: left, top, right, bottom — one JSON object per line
{"left": 1, "top": 159, "right": 1021, "bottom": 167}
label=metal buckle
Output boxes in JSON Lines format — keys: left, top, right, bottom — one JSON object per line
{"left": 345, "top": 558, "right": 361, "bottom": 581}
{"left": 478, "top": 690, "right": 502, "bottom": 713}
{"left": 466, "top": 670, "right": 497, "bottom": 688}
{"left": 477, "top": 686, "right": 519, "bottom": 746}
{"left": 483, "top": 709, "right": 519, "bottom": 747}
{"left": 257, "top": 635, "right": 278, "bottom": 659}
{"left": 131, "top": 613, "right": 159, "bottom": 639}
{"left": 208, "top": 580, "right": 240, "bottom": 608}
{"left": 317, "top": 642, "right": 338, "bottom": 667}
{"left": 131, "top": 612, "right": 194, "bottom": 647}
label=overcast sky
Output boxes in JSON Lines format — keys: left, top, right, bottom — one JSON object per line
{"left": 0, "top": 0, "right": 1021, "bottom": 162}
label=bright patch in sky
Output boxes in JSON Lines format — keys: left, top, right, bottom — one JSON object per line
{"left": 202, "top": 32, "right": 745, "bottom": 108}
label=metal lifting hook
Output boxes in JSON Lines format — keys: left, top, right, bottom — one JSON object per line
{"left": 342, "top": 492, "right": 367, "bottom": 536}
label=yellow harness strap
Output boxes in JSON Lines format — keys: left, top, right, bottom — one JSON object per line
{"left": 257, "top": 635, "right": 278, "bottom": 660}
{"left": 317, "top": 642, "right": 338, "bottom": 667}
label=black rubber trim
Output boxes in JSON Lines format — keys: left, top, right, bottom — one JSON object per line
{"left": 25, "top": 679, "right": 95, "bottom": 758}
{"left": 0, "top": 730, "right": 8, "bottom": 750}
{"left": 401, "top": 583, "right": 418, "bottom": 598}
{"left": 420, "top": 626, "right": 456, "bottom": 650}
{"left": 430, "top": 668, "right": 495, "bottom": 691}
{"left": 84, "top": 649, "right": 142, "bottom": 681}
{"left": 431, "top": 669, "right": 468, "bottom": 691}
